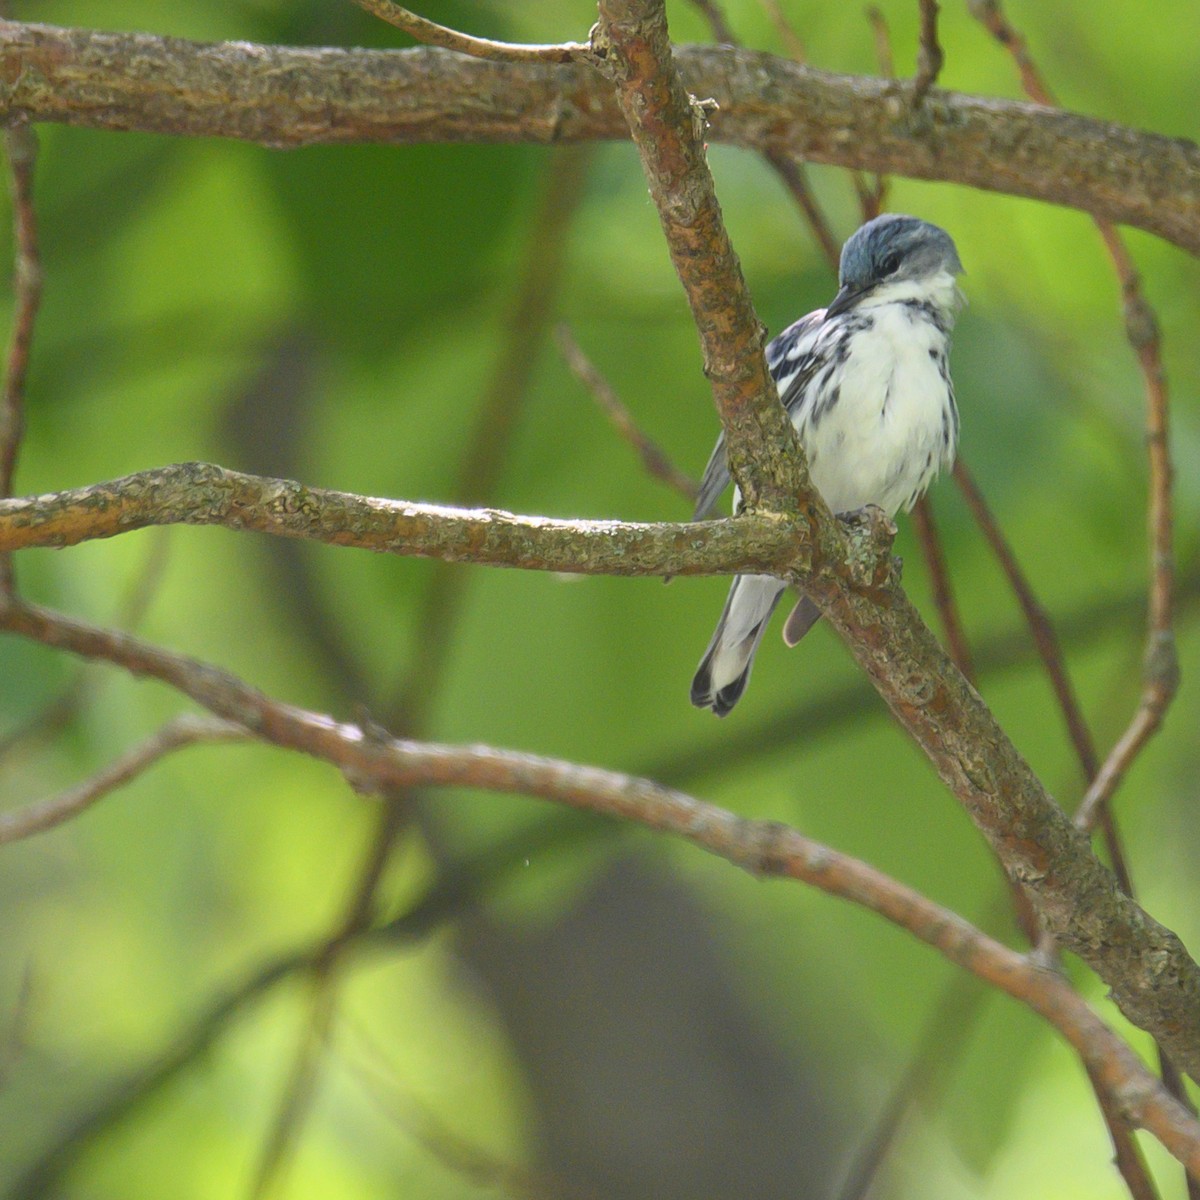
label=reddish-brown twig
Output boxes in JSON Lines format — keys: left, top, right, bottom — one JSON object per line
{"left": 0, "top": 714, "right": 245, "bottom": 845}
{"left": 350, "top": 0, "right": 586, "bottom": 62}
{"left": 0, "top": 118, "right": 41, "bottom": 594}
{"left": 969, "top": 0, "right": 1177, "bottom": 841}
{"left": 910, "top": 495, "right": 975, "bottom": 681}
{"left": 688, "top": 0, "right": 840, "bottom": 271}
{"left": 757, "top": 0, "right": 807, "bottom": 61}
{"left": 970, "top": 4, "right": 1186, "bottom": 1191}
{"left": 556, "top": 324, "right": 698, "bottom": 504}
{"left": 952, "top": 462, "right": 1101, "bottom": 776}
{"left": 912, "top": 0, "right": 943, "bottom": 104}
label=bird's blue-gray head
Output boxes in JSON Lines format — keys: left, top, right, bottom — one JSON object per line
{"left": 826, "top": 214, "right": 964, "bottom": 319}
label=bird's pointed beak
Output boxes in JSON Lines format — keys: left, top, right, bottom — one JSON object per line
{"left": 825, "top": 282, "right": 869, "bottom": 319}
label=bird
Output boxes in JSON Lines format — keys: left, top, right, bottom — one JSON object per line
{"left": 690, "top": 213, "right": 965, "bottom": 717}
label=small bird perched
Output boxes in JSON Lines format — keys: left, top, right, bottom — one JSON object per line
{"left": 691, "top": 213, "right": 965, "bottom": 717}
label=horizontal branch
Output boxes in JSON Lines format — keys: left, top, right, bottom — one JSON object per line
{"left": 0, "top": 21, "right": 1197, "bottom": 254}
{"left": 0, "top": 461, "right": 802, "bottom": 576}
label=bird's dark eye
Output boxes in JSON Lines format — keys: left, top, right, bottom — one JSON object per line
{"left": 880, "top": 252, "right": 902, "bottom": 275}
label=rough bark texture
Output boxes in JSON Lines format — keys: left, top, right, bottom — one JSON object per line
{"left": 0, "top": 462, "right": 802, "bottom": 577}
{"left": 0, "top": 21, "right": 1197, "bottom": 255}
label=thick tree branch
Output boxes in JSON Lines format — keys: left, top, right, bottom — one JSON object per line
{"left": 590, "top": 0, "right": 811, "bottom": 517}
{"left": 1, "top": 22, "right": 1198, "bottom": 255}
{"left": 0, "top": 462, "right": 802, "bottom": 577}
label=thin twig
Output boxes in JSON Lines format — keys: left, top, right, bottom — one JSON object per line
{"left": 343, "top": 1016, "right": 599, "bottom": 1200}
{"left": 688, "top": 0, "right": 840, "bottom": 271}
{"left": 951, "top": 462, "right": 1100, "bottom": 779}
{"left": 912, "top": 0, "right": 943, "bottom": 105}
{"left": 0, "top": 117, "right": 42, "bottom": 594}
{"left": 247, "top": 980, "right": 337, "bottom": 1200}
{"left": 556, "top": 324, "right": 698, "bottom": 503}
{"left": 689, "top": 0, "right": 739, "bottom": 45}
{"left": 854, "top": 9, "right": 893, "bottom": 221}
{"left": 0, "top": 529, "right": 171, "bottom": 758}
{"left": 757, "top": 0, "right": 807, "bottom": 61}
{"left": 970, "top": 5, "right": 1186, "bottom": 1192}
{"left": 968, "top": 8, "right": 1178, "bottom": 823}
{"left": 865, "top": 6, "right": 895, "bottom": 77}
{"left": 0, "top": 715, "right": 246, "bottom": 845}
{"left": 349, "top": 0, "right": 587, "bottom": 62}
{"left": 392, "top": 145, "right": 595, "bottom": 721}
{"left": 910, "top": 496, "right": 974, "bottom": 681}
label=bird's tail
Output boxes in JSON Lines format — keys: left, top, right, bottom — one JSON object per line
{"left": 690, "top": 574, "right": 786, "bottom": 717}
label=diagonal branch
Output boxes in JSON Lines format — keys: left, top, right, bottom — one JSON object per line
{"left": 3, "top": 630, "right": 1198, "bottom": 1177}
{"left": 590, "top": 0, "right": 811, "bottom": 517}
{"left": 2, "top": 22, "right": 1199, "bottom": 256}
{"left": 0, "top": 715, "right": 246, "bottom": 845}
{"left": 349, "top": 0, "right": 587, "bottom": 62}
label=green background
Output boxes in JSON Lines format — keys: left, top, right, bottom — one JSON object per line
{"left": 1, "top": 1, "right": 1198, "bottom": 1197}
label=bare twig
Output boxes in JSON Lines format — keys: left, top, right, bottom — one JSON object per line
{"left": 556, "top": 324, "right": 698, "bottom": 503}
{"left": 394, "top": 145, "right": 594, "bottom": 720}
{"left": 912, "top": 0, "right": 943, "bottom": 105}
{"left": 910, "top": 496, "right": 974, "bottom": 681}
{"left": 0, "top": 715, "right": 246, "bottom": 845}
{"left": 591, "top": 0, "right": 812, "bottom": 517}
{"left": 688, "top": 0, "right": 739, "bottom": 45}
{"left": 688, "top": 0, "right": 839, "bottom": 271}
{"left": 343, "top": 1017, "right": 598, "bottom": 1200}
{"left": 757, "top": 0, "right": 807, "bottom": 61}
{"left": 0, "top": 117, "right": 41, "bottom": 593}
{"left": 0, "top": 530, "right": 171, "bottom": 758}
{"left": 247, "top": 981, "right": 337, "bottom": 1200}
{"left": 349, "top": 0, "right": 587, "bottom": 63}
{"left": 0, "top": 960, "right": 33, "bottom": 1089}
{"left": 865, "top": 6, "right": 895, "bottom": 77}
{"left": 970, "top": 5, "right": 1185, "bottom": 1191}
{"left": 966, "top": 14, "right": 1178, "bottom": 810}
{"left": 855, "top": 9, "right": 893, "bottom": 221}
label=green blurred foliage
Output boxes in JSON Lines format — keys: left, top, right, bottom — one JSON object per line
{"left": 2, "top": 1, "right": 1199, "bottom": 1197}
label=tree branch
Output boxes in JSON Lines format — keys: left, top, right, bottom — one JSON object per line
{"left": 590, "top": 0, "right": 811, "bottom": 516}
{"left": 1, "top": 21, "right": 1198, "bottom": 255}
{"left": 349, "top": 0, "right": 588, "bottom": 62}
{"left": 0, "top": 715, "right": 245, "bottom": 845}
{"left": 4, "top": 628, "right": 1198, "bottom": 1177}
{"left": 0, "top": 462, "right": 801, "bottom": 577}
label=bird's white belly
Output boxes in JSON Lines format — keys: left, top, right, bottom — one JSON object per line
{"left": 803, "top": 304, "right": 953, "bottom": 516}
